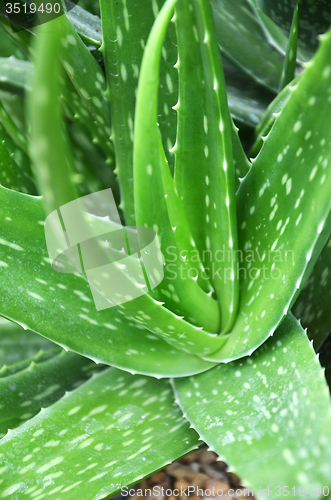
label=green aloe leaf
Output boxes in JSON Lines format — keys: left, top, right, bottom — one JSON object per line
{"left": 293, "top": 235, "right": 331, "bottom": 350}
{"left": 206, "top": 28, "right": 331, "bottom": 362}
{"left": 174, "top": 0, "right": 239, "bottom": 333}
{"left": 210, "top": 0, "right": 284, "bottom": 92}
{"left": 249, "top": 72, "right": 304, "bottom": 158}
{"left": 0, "top": 185, "right": 219, "bottom": 377}
{"left": 0, "top": 350, "right": 99, "bottom": 438}
{"left": 57, "top": 15, "right": 110, "bottom": 129}
{"left": 250, "top": 0, "right": 311, "bottom": 63}
{"left": 279, "top": 0, "right": 299, "bottom": 91}
{"left": 100, "top": 0, "right": 178, "bottom": 224}
{"left": 28, "top": 18, "right": 78, "bottom": 215}
{"left": 173, "top": 314, "right": 331, "bottom": 494}
{"left": 0, "top": 318, "right": 54, "bottom": 367}
{"left": 133, "top": 0, "right": 220, "bottom": 332}
{"left": 0, "top": 368, "right": 200, "bottom": 499}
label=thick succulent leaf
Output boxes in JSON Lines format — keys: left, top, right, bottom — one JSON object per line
{"left": 0, "top": 185, "right": 220, "bottom": 377}
{"left": 60, "top": 72, "right": 115, "bottom": 173}
{"left": 293, "top": 235, "right": 331, "bottom": 350}
{"left": 259, "top": 0, "right": 331, "bottom": 54}
{"left": 210, "top": 0, "right": 283, "bottom": 92}
{"left": 0, "top": 350, "right": 99, "bottom": 438}
{"left": 206, "top": 28, "right": 331, "bottom": 362}
{"left": 174, "top": 0, "right": 238, "bottom": 333}
{"left": 173, "top": 314, "right": 331, "bottom": 494}
{"left": 0, "top": 318, "right": 54, "bottom": 367}
{"left": 319, "top": 333, "right": 331, "bottom": 391}
{"left": 133, "top": 0, "right": 220, "bottom": 332}
{"left": 100, "top": 0, "right": 177, "bottom": 224}
{"left": 0, "top": 367, "right": 200, "bottom": 499}
{"left": 27, "top": 17, "right": 226, "bottom": 359}
{"left": 278, "top": 0, "right": 299, "bottom": 91}
{"left": 0, "top": 56, "right": 30, "bottom": 93}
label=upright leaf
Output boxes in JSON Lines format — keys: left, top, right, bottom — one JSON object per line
{"left": 0, "top": 186, "right": 220, "bottom": 377}
{"left": 100, "top": 0, "right": 178, "bottom": 224}
{"left": 210, "top": 0, "right": 283, "bottom": 92}
{"left": 206, "top": 28, "right": 331, "bottom": 362}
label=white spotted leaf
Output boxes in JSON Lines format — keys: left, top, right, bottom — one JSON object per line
{"left": 174, "top": 0, "right": 239, "bottom": 333}
{"left": 100, "top": 0, "right": 178, "bottom": 225}
{"left": 173, "top": 314, "right": 331, "bottom": 494}
{"left": 0, "top": 318, "right": 54, "bottom": 368}
{"left": 0, "top": 368, "right": 200, "bottom": 499}
{"left": 206, "top": 28, "right": 331, "bottom": 362}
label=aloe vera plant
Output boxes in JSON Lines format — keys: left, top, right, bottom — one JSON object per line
{"left": 1, "top": 0, "right": 331, "bottom": 497}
